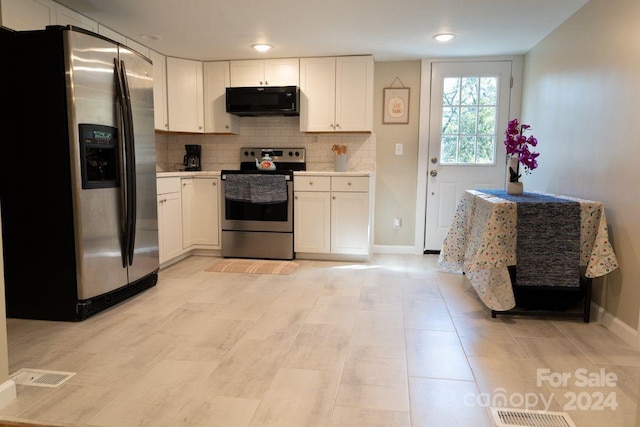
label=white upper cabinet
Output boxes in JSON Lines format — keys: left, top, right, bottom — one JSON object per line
{"left": 55, "top": 3, "right": 97, "bottom": 32}
{"left": 125, "top": 37, "right": 150, "bottom": 59}
{"left": 97, "top": 24, "right": 126, "bottom": 44}
{"left": 230, "top": 58, "right": 299, "bottom": 87}
{"left": 166, "top": 57, "right": 204, "bottom": 133}
{"left": 299, "top": 56, "right": 374, "bottom": 132}
{"left": 299, "top": 57, "right": 336, "bottom": 132}
{"left": 203, "top": 61, "right": 239, "bottom": 134}
{"left": 335, "top": 56, "right": 374, "bottom": 132}
{"left": 0, "top": 0, "right": 55, "bottom": 30}
{"left": 150, "top": 50, "right": 169, "bottom": 131}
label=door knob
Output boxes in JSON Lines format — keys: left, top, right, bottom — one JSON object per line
{"left": 431, "top": 157, "right": 438, "bottom": 164}
{"left": 430, "top": 169, "right": 438, "bottom": 177}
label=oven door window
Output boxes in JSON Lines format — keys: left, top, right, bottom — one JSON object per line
{"left": 225, "top": 199, "right": 288, "bottom": 222}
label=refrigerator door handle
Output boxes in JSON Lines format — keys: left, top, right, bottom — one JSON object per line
{"left": 114, "top": 58, "right": 130, "bottom": 268}
{"left": 120, "top": 59, "right": 137, "bottom": 266}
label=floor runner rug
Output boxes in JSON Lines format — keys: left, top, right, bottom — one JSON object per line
{"left": 205, "top": 259, "right": 299, "bottom": 275}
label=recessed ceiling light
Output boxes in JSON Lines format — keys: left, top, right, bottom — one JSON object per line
{"left": 139, "top": 34, "right": 162, "bottom": 42}
{"left": 434, "top": 33, "right": 455, "bottom": 42}
{"left": 252, "top": 43, "right": 273, "bottom": 52}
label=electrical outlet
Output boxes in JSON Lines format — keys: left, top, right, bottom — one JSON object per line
{"left": 395, "top": 143, "right": 403, "bottom": 156}
{"left": 393, "top": 217, "right": 402, "bottom": 229}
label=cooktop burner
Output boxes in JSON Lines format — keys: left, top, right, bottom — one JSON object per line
{"left": 239, "top": 147, "right": 306, "bottom": 171}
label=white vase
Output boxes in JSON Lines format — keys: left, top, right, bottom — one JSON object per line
{"left": 507, "top": 181, "right": 523, "bottom": 195}
{"left": 506, "top": 155, "right": 523, "bottom": 194}
{"left": 334, "top": 155, "right": 347, "bottom": 172}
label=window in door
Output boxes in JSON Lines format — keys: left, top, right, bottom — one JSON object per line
{"left": 440, "top": 76, "right": 498, "bottom": 165}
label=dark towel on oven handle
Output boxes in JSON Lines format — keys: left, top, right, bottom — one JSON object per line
{"left": 224, "top": 174, "right": 288, "bottom": 204}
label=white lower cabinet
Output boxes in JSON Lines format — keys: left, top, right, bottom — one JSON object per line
{"left": 331, "top": 191, "right": 370, "bottom": 255}
{"left": 294, "top": 174, "right": 372, "bottom": 258}
{"left": 181, "top": 177, "right": 220, "bottom": 248}
{"left": 294, "top": 188, "right": 331, "bottom": 254}
{"left": 157, "top": 178, "right": 184, "bottom": 264}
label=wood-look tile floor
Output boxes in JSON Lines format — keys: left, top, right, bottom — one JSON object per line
{"left": 1, "top": 254, "right": 639, "bottom": 426}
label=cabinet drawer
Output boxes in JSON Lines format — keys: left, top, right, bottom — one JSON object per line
{"left": 294, "top": 176, "right": 331, "bottom": 192}
{"left": 157, "top": 177, "right": 181, "bottom": 194}
{"left": 331, "top": 176, "right": 369, "bottom": 192}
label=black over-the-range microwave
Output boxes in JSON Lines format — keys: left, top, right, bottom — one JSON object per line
{"left": 225, "top": 86, "right": 299, "bottom": 116}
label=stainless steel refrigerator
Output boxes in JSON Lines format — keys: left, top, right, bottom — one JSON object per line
{"left": 0, "top": 26, "right": 159, "bottom": 321}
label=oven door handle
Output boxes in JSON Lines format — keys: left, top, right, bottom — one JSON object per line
{"left": 221, "top": 174, "right": 291, "bottom": 181}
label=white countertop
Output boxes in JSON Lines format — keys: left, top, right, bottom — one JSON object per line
{"left": 156, "top": 170, "right": 373, "bottom": 178}
{"left": 156, "top": 171, "right": 221, "bottom": 178}
{"left": 294, "top": 171, "right": 374, "bottom": 177}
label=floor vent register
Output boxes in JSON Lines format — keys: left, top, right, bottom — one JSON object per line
{"left": 490, "top": 407, "right": 577, "bottom": 427}
{"left": 9, "top": 368, "right": 76, "bottom": 388}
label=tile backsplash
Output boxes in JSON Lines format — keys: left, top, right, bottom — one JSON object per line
{"left": 155, "top": 116, "right": 376, "bottom": 172}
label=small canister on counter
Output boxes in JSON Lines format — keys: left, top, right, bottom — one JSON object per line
{"left": 332, "top": 144, "right": 347, "bottom": 172}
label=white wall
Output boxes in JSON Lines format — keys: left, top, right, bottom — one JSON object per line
{"left": 522, "top": 0, "right": 640, "bottom": 330}
{"left": 373, "top": 61, "right": 421, "bottom": 249}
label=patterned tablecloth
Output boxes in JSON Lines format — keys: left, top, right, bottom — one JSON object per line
{"left": 438, "top": 190, "right": 619, "bottom": 311}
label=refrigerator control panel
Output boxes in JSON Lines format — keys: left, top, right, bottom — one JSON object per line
{"left": 79, "top": 123, "right": 119, "bottom": 189}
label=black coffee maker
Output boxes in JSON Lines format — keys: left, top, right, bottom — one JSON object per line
{"left": 183, "top": 144, "right": 201, "bottom": 171}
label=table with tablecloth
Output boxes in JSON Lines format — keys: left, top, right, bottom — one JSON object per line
{"left": 438, "top": 190, "right": 619, "bottom": 316}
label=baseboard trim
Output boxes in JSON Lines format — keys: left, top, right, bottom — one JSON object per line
{"left": 373, "top": 245, "right": 421, "bottom": 255}
{"left": 591, "top": 302, "right": 639, "bottom": 350}
{"left": 0, "top": 380, "right": 16, "bottom": 410}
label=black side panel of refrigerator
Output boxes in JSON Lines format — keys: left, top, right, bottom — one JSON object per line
{"left": 0, "top": 30, "right": 80, "bottom": 320}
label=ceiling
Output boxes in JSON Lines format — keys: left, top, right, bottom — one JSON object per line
{"left": 53, "top": 0, "right": 589, "bottom": 62}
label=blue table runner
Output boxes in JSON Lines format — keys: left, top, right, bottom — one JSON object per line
{"left": 479, "top": 190, "right": 581, "bottom": 288}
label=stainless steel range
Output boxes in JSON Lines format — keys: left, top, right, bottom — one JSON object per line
{"left": 220, "top": 147, "right": 306, "bottom": 260}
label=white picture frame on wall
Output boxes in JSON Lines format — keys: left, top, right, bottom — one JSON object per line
{"left": 383, "top": 87, "right": 410, "bottom": 124}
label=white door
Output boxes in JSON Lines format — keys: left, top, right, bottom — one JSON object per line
{"left": 424, "top": 61, "right": 513, "bottom": 250}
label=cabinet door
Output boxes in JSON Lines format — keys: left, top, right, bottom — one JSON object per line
{"left": 230, "top": 60, "right": 265, "bottom": 87}
{"left": 150, "top": 50, "right": 169, "bottom": 131}
{"left": 0, "top": 0, "right": 55, "bottom": 30}
{"left": 264, "top": 58, "right": 299, "bottom": 86}
{"left": 125, "top": 38, "right": 150, "bottom": 59}
{"left": 335, "top": 56, "right": 374, "bottom": 132}
{"left": 294, "top": 191, "right": 331, "bottom": 253}
{"left": 331, "top": 192, "right": 370, "bottom": 255}
{"left": 158, "top": 192, "right": 183, "bottom": 263}
{"left": 98, "top": 25, "right": 126, "bottom": 44}
{"left": 191, "top": 178, "right": 220, "bottom": 247}
{"left": 203, "top": 61, "right": 239, "bottom": 134}
{"left": 181, "top": 179, "right": 195, "bottom": 248}
{"left": 55, "top": 4, "right": 97, "bottom": 32}
{"left": 299, "top": 57, "right": 336, "bottom": 132}
{"left": 167, "top": 57, "right": 204, "bottom": 133}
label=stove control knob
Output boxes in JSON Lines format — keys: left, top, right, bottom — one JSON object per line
{"left": 244, "top": 151, "right": 249, "bottom": 157}
{"left": 250, "top": 151, "right": 255, "bottom": 157}
{"left": 295, "top": 151, "right": 300, "bottom": 157}
{"left": 288, "top": 151, "right": 293, "bottom": 157}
